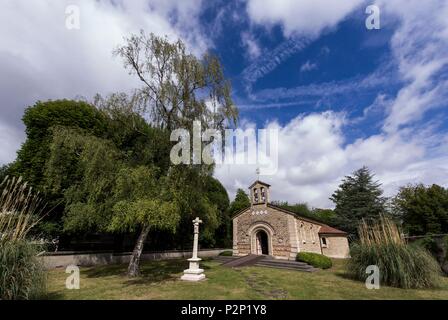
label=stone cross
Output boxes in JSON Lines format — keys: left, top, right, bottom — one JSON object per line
{"left": 181, "top": 217, "right": 206, "bottom": 281}
{"left": 192, "top": 217, "right": 202, "bottom": 259}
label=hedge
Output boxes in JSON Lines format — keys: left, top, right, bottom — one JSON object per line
{"left": 296, "top": 252, "right": 332, "bottom": 269}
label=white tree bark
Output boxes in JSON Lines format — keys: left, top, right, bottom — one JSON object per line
{"left": 127, "top": 226, "right": 150, "bottom": 277}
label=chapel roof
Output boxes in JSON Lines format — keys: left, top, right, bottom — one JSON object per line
{"left": 248, "top": 180, "right": 271, "bottom": 188}
{"left": 318, "top": 225, "right": 348, "bottom": 235}
{"left": 231, "top": 203, "right": 347, "bottom": 235}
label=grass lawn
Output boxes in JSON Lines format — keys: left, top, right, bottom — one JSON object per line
{"left": 47, "top": 258, "right": 448, "bottom": 300}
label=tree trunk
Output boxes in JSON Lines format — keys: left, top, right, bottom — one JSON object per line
{"left": 127, "top": 226, "right": 150, "bottom": 277}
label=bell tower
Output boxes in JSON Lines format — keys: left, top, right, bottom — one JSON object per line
{"left": 249, "top": 180, "right": 271, "bottom": 207}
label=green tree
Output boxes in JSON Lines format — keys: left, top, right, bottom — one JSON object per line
{"left": 312, "top": 208, "right": 336, "bottom": 225}
{"left": 46, "top": 127, "right": 121, "bottom": 234}
{"left": 10, "top": 100, "right": 108, "bottom": 237}
{"left": 272, "top": 201, "right": 335, "bottom": 225}
{"left": 330, "top": 166, "right": 386, "bottom": 236}
{"left": 112, "top": 32, "right": 239, "bottom": 272}
{"left": 111, "top": 166, "right": 180, "bottom": 276}
{"left": 392, "top": 184, "right": 448, "bottom": 236}
{"left": 272, "top": 201, "right": 312, "bottom": 217}
{"left": 12, "top": 100, "right": 107, "bottom": 188}
{"left": 114, "top": 31, "right": 238, "bottom": 131}
{"left": 204, "top": 176, "right": 230, "bottom": 247}
{"left": 229, "top": 189, "right": 250, "bottom": 215}
{"left": 165, "top": 168, "right": 221, "bottom": 249}
{"left": 45, "top": 125, "right": 180, "bottom": 277}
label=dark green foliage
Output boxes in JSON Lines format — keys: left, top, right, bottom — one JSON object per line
{"left": 46, "top": 127, "right": 121, "bottom": 234}
{"left": 312, "top": 208, "right": 337, "bottom": 225}
{"left": 0, "top": 164, "right": 10, "bottom": 183}
{"left": 164, "top": 168, "right": 222, "bottom": 248}
{"left": 13, "top": 100, "right": 107, "bottom": 188}
{"left": 347, "top": 243, "right": 440, "bottom": 289}
{"left": 330, "top": 166, "right": 386, "bottom": 236}
{"left": 110, "top": 166, "right": 180, "bottom": 234}
{"left": 10, "top": 100, "right": 109, "bottom": 237}
{"left": 392, "top": 184, "right": 448, "bottom": 235}
{"left": 204, "top": 176, "right": 231, "bottom": 247}
{"left": 272, "top": 201, "right": 335, "bottom": 224}
{"left": 229, "top": 189, "right": 250, "bottom": 215}
{"left": 10, "top": 32, "right": 239, "bottom": 255}
{"left": 412, "top": 236, "right": 448, "bottom": 275}
{"left": 273, "top": 201, "right": 311, "bottom": 216}
{"left": 0, "top": 241, "right": 46, "bottom": 300}
{"left": 219, "top": 250, "right": 233, "bottom": 256}
{"left": 296, "top": 252, "right": 332, "bottom": 269}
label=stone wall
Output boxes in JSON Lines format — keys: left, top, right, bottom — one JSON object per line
{"left": 234, "top": 205, "right": 291, "bottom": 259}
{"left": 320, "top": 236, "right": 350, "bottom": 258}
{"left": 296, "top": 218, "right": 323, "bottom": 255}
{"left": 39, "top": 248, "right": 228, "bottom": 269}
{"left": 233, "top": 205, "right": 350, "bottom": 260}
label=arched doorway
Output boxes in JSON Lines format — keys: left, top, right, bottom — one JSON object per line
{"left": 256, "top": 230, "right": 269, "bottom": 255}
{"left": 249, "top": 223, "right": 274, "bottom": 256}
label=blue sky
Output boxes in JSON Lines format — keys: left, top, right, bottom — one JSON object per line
{"left": 0, "top": 0, "right": 447, "bottom": 207}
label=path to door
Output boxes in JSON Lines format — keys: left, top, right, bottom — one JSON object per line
{"left": 217, "top": 255, "right": 318, "bottom": 272}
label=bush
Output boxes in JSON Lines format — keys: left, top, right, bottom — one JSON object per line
{"left": 411, "top": 235, "right": 448, "bottom": 275}
{"left": 296, "top": 252, "right": 332, "bottom": 269}
{"left": 347, "top": 243, "right": 439, "bottom": 289}
{"left": 347, "top": 216, "right": 440, "bottom": 289}
{"left": 219, "top": 250, "right": 233, "bottom": 256}
{"left": 0, "top": 240, "right": 47, "bottom": 300}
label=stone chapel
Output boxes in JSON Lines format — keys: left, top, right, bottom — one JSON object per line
{"left": 232, "top": 180, "right": 350, "bottom": 260}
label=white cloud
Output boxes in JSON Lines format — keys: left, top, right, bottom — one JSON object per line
{"left": 215, "top": 112, "right": 348, "bottom": 208}
{"left": 251, "top": 64, "right": 395, "bottom": 102}
{"left": 378, "top": 0, "right": 448, "bottom": 133}
{"left": 241, "top": 31, "right": 261, "bottom": 59}
{"left": 246, "top": 0, "right": 364, "bottom": 37}
{"left": 216, "top": 111, "right": 447, "bottom": 208}
{"left": 241, "top": 37, "right": 312, "bottom": 95}
{"left": 346, "top": 134, "right": 425, "bottom": 171}
{"left": 300, "top": 60, "right": 317, "bottom": 72}
{"left": 220, "top": 1, "right": 448, "bottom": 208}
{"left": 0, "top": 0, "right": 209, "bottom": 166}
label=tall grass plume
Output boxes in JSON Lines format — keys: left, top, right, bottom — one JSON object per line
{"left": 347, "top": 215, "right": 440, "bottom": 289}
{"left": 0, "top": 176, "right": 48, "bottom": 299}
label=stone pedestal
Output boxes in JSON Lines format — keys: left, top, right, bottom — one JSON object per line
{"left": 181, "top": 217, "right": 206, "bottom": 281}
{"left": 181, "top": 258, "right": 205, "bottom": 281}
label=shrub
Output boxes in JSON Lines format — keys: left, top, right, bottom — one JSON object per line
{"left": 296, "top": 252, "right": 332, "bottom": 269}
{"left": 219, "top": 250, "right": 233, "bottom": 256}
{"left": 412, "top": 235, "right": 448, "bottom": 275}
{"left": 0, "top": 240, "right": 46, "bottom": 300}
{"left": 0, "top": 176, "right": 49, "bottom": 299}
{"left": 346, "top": 216, "right": 440, "bottom": 289}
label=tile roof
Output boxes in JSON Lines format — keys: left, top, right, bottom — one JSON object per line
{"left": 318, "top": 225, "right": 348, "bottom": 235}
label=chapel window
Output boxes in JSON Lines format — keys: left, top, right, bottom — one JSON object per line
{"left": 261, "top": 187, "right": 266, "bottom": 202}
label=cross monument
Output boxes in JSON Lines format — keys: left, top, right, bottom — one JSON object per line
{"left": 181, "top": 217, "right": 206, "bottom": 281}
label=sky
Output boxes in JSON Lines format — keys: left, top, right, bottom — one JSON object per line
{"left": 0, "top": 0, "right": 447, "bottom": 208}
